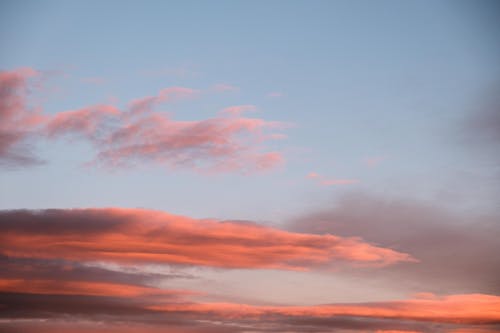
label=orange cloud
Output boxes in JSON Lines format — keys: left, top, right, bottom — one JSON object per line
{"left": 0, "top": 208, "right": 415, "bottom": 270}
{"left": 0, "top": 278, "right": 189, "bottom": 298}
{"left": 375, "top": 331, "right": 423, "bottom": 333}
{"left": 149, "top": 293, "right": 500, "bottom": 325}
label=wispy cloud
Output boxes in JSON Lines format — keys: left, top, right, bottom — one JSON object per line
{"left": 46, "top": 104, "right": 120, "bottom": 140}
{"left": 127, "top": 86, "right": 199, "bottom": 115}
{"left": 0, "top": 67, "right": 287, "bottom": 173}
{"left": 86, "top": 110, "right": 285, "bottom": 173}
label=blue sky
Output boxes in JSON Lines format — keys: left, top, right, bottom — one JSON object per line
{"left": 1, "top": 0, "right": 499, "bottom": 221}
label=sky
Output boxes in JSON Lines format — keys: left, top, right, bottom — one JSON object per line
{"left": 0, "top": 1, "right": 499, "bottom": 332}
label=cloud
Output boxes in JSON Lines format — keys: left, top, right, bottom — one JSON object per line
{"left": 0, "top": 66, "right": 287, "bottom": 173}
{"left": 0, "top": 254, "right": 496, "bottom": 332}
{"left": 148, "top": 293, "right": 500, "bottom": 325}
{"left": 220, "top": 105, "right": 257, "bottom": 116}
{"left": 0, "top": 256, "right": 193, "bottom": 299}
{"left": 44, "top": 103, "right": 286, "bottom": 172}
{"left": 0, "top": 253, "right": 495, "bottom": 333}
{"left": 1, "top": 290, "right": 497, "bottom": 333}
{"left": 375, "top": 331, "right": 423, "bottom": 333}
{"left": 0, "top": 278, "right": 188, "bottom": 298}
{"left": 88, "top": 111, "right": 286, "bottom": 173}
{"left": 307, "top": 172, "right": 360, "bottom": 186}
{"left": 44, "top": 85, "right": 286, "bottom": 173}
{"left": 127, "top": 87, "right": 198, "bottom": 115}
{"left": 0, "top": 68, "right": 46, "bottom": 167}
{"left": 0, "top": 256, "right": 191, "bottom": 286}
{"left": 46, "top": 105, "right": 120, "bottom": 140}
{"left": 0, "top": 208, "right": 414, "bottom": 270}
{"left": 289, "top": 192, "right": 500, "bottom": 295}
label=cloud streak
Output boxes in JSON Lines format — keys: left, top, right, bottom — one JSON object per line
{"left": 1, "top": 290, "right": 498, "bottom": 333}
{"left": 0, "top": 208, "right": 414, "bottom": 270}
{"left": 0, "top": 278, "right": 188, "bottom": 298}
{"left": 149, "top": 293, "right": 500, "bottom": 325}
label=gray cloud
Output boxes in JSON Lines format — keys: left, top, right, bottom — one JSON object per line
{"left": 289, "top": 192, "right": 500, "bottom": 295}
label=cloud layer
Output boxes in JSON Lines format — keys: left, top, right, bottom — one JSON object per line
{"left": 0, "top": 208, "right": 414, "bottom": 270}
{"left": 1, "top": 251, "right": 498, "bottom": 332}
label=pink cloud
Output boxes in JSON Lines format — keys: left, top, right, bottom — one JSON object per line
{"left": 220, "top": 104, "right": 257, "bottom": 116}
{"left": 42, "top": 98, "right": 286, "bottom": 173}
{"left": 0, "top": 67, "right": 287, "bottom": 173}
{"left": 127, "top": 87, "right": 198, "bottom": 115}
{"left": 48, "top": 99, "right": 284, "bottom": 173}
{"left": 46, "top": 105, "right": 120, "bottom": 140}
{"left": 0, "top": 68, "right": 46, "bottom": 166}
{"left": 91, "top": 112, "right": 286, "bottom": 172}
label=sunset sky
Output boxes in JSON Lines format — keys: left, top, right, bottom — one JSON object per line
{"left": 1, "top": 1, "right": 499, "bottom": 332}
